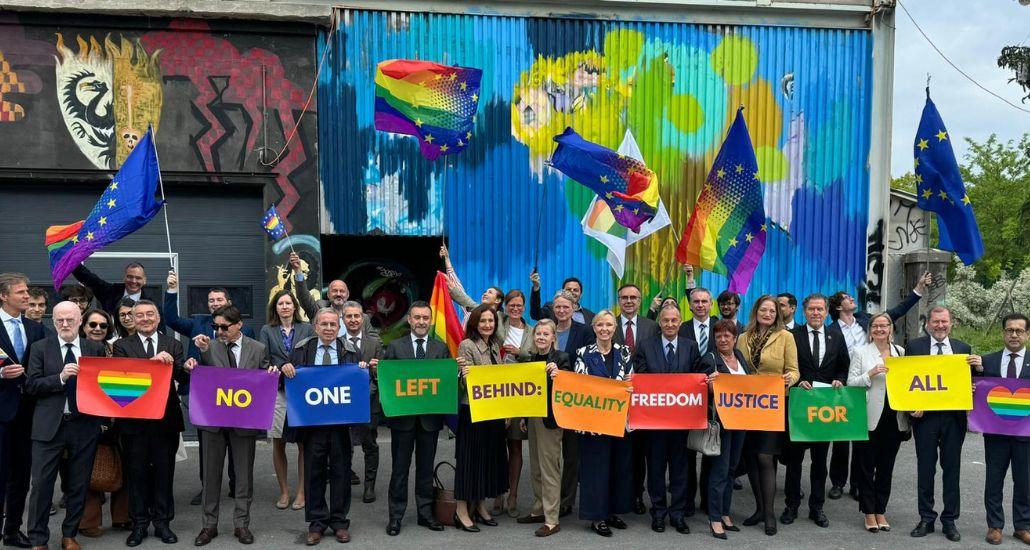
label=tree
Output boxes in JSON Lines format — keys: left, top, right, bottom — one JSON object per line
{"left": 891, "top": 172, "right": 918, "bottom": 194}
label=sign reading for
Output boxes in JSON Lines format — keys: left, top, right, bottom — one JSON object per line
{"left": 712, "top": 374, "right": 785, "bottom": 432}
{"left": 628, "top": 373, "right": 708, "bottom": 430}
{"left": 787, "top": 387, "right": 868, "bottom": 442}
{"left": 188, "top": 366, "right": 278, "bottom": 430}
{"left": 551, "top": 370, "right": 630, "bottom": 437}
{"left": 77, "top": 357, "right": 172, "bottom": 420}
{"left": 285, "top": 364, "right": 370, "bottom": 427}
{"left": 886, "top": 355, "right": 973, "bottom": 411}
{"left": 377, "top": 359, "right": 458, "bottom": 417}
{"left": 466, "top": 362, "right": 547, "bottom": 422}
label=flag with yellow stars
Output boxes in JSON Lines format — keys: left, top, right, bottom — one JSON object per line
{"left": 676, "top": 107, "right": 766, "bottom": 293}
{"left": 373, "top": 59, "right": 481, "bottom": 161}
{"left": 549, "top": 127, "right": 660, "bottom": 232}
{"left": 45, "top": 128, "right": 164, "bottom": 288}
{"left": 913, "top": 90, "right": 983, "bottom": 265}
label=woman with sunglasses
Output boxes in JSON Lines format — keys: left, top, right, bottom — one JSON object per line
{"left": 80, "top": 308, "right": 116, "bottom": 355}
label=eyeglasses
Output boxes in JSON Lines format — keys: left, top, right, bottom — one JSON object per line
{"left": 618, "top": 295, "right": 640, "bottom": 301}
{"left": 119, "top": 312, "right": 134, "bottom": 318}
{"left": 213, "top": 324, "right": 234, "bottom": 332}
{"left": 1004, "top": 328, "right": 1027, "bottom": 336}
{"left": 54, "top": 318, "right": 77, "bottom": 326}
{"left": 87, "top": 322, "right": 109, "bottom": 329}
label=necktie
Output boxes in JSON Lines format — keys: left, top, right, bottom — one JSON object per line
{"left": 9, "top": 318, "right": 24, "bottom": 361}
{"left": 1008, "top": 353, "right": 1019, "bottom": 378}
{"left": 350, "top": 336, "right": 359, "bottom": 351}
{"left": 666, "top": 342, "right": 676, "bottom": 367}
{"left": 321, "top": 345, "right": 333, "bottom": 365}
{"left": 698, "top": 323, "right": 708, "bottom": 352}
{"left": 812, "top": 330, "right": 821, "bottom": 366}
{"left": 415, "top": 338, "right": 426, "bottom": 359}
{"left": 227, "top": 342, "right": 238, "bottom": 369}
{"left": 145, "top": 337, "right": 155, "bottom": 358}
{"left": 625, "top": 320, "right": 635, "bottom": 352}
{"left": 935, "top": 342, "right": 945, "bottom": 355}
{"left": 64, "top": 343, "right": 77, "bottom": 414}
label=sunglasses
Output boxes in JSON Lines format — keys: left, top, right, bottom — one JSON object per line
{"left": 87, "top": 322, "right": 109, "bottom": 329}
{"left": 214, "top": 324, "right": 235, "bottom": 332}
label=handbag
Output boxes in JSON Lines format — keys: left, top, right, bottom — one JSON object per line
{"left": 687, "top": 420, "right": 721, "bottom": 456}
{"left": 90, "top": 442, "right": 123, "bottom": 493}
{"left": 432, "top": 461, "right": 457, "bottom": 526}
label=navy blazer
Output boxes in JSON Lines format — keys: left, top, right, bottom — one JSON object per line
{"left": 528, "top": 287, "right": 595, "bottom": 325}
{"left": 678, "top": 316, "right": 720, "bottom": 356}
{"left": 73, "top": 264, "right": 162, "bottom": 328}
{"left": 112, "top": 333, "right": 189, "bottom": 434}
{"left": 633, "top": 335, "right": 702, "bottom": 375}
{"left": 981, "top": 348, "right": 1030, "bottom": 442}
{"left": 381, "top": 334, "right": 452, "bottom": 432}
{"left": 0, "top": 314, "right": 47, "bottom": 423}
{"left": 559, "top": 321, "right": 595, "bottom": 365}
{"left": 164, "top": 291, "right": 255, "bottom": 363}
{"left": 25, "top": 336, "right": 106, "bottom": 441}
{"left": 905, "top": 335, "right": 972, "bottom": 423}
{"left": 792, "top": 323, "right": 850, "bottom": 384}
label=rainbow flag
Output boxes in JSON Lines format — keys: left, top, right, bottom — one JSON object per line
{"left": 429, "top": 271, "right": 464, "bottom": 357}
{"left": 676, "top": 108, "right": 766, "bottom": 293}
{"left": 550, "top": 127, "right": 659, "bottom": 232}
{"left": 374, "top": 59, "right": 482, "bottom": 161}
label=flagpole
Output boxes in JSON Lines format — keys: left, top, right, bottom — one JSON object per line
{"left": 149, "top": 124, "right": 175, "bottom": 271}
{"left": 281, "top": 216, "right": 297, "bottom": 255}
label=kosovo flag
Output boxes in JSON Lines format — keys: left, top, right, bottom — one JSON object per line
{"left": 913, "top": 91, "right": 983, "bottom": 265}
{"left": 262, "top": 205, "right": 286, "bottom": 241}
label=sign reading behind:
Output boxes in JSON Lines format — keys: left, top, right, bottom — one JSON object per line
{"left": 466, "top": 362, "right": 547, "bottom": 422}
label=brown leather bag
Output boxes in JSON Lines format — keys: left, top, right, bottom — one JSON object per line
{"left": 90, "top": 443, "right": 123, "bottom": 493}
{"left": 433, "top": 461, "right": 456, "bottom": 526}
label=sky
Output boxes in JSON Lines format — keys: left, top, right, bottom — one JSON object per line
{"left": 891, "top": 0, "right": 1030, "bottom": 177}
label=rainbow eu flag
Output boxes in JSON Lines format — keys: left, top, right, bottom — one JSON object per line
{"left": 262, "top": 204, "right": 286, "bottom": 241}
{"left": 676, "top": 108, "right": 766, "bottom": 293}
{"left": 374, "top": 59, "right": 482, "bottom": 161}
{"left": 550, "top": 127, "right": 659, "bottom": 233}
{"left": 45, "top": 129, "right": 164, "bottom": 289}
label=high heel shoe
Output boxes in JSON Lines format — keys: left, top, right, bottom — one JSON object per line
{"left": 864, "top": 514, "right": 879, "bottom": 533}
{"left": 453, "top": 513, "right": 480, "bottom": 532}
{"left": 710, "top": 524, "right": 728, "bottom": 540}
{"left": 743, "top": 511, "right": 763, "bottom": 526}
{"left": 722, "top": 521, "right": 740, "bottom": 532}
{"left": 473, "top": 512, "right": 498, "bottom": 527}
{"left": 764, "top": 520, "right": 777, "bottom": 536}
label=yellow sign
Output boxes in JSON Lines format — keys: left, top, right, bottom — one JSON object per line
{"left": 465, "top": 362, "right": 548, "bottom": 422}
{"left": 885, "top": 355, "right": 973, "bottom": 411}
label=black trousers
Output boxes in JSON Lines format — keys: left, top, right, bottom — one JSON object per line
{"left": 578, "top": 433, "right": 632, "bottom": 521}
{"left": 630, "top": 431, "right": 647, "bottom": 501}
{"left": 645, "top": 431, "right": 688, "bottom": 522}
{"left": 829, "top": 440, "right": 857, "bottom": 489}
{"left": 912, "top": 412, "right": 965, "bottom": 524}
{"left": 0, "top": 405, "right": 33, "bottom": 537}
{"left": 351, "top": 394, "right": 381, "bottom": 485}
{"left": 854, "top": 433, "right": 902, "bottom": 514}
{"left": 27, "top": 417, "right": 99, "bottom": 545}
{"left": 303, "top": 427, "right": 352, "bottom": 533}
{"left": 559, "top": 431, "right": 579, "bottom": 511}
{"left": 122, "top": 432, "right": 179, "bottom": 529}
{"left": 708, "top": 429, "right": 746, "bottom": 522}
{"left": 685, "top": 450, "right": 699, "bottom": 511}
{"left": 784, "top": 441, "right": 830, "bottom": 510}
{"left": 387, "top": 425, "right": 439, "bottom": 522}
{"left": 984, "top": 434, "right": 1030, "bottom": 530}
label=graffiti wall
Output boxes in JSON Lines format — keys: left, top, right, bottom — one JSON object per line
{"left": 321, "top": 10, "right": 873, "bottom": 314}
{"left": 0, "top": 13, "right": 320, "bottom": 298}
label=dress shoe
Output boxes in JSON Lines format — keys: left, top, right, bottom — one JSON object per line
{"left": 710, "top": 524, "right": 727, "bottom": 540}
{"left": 986, "top": 527, "right": 1003, "bottom": 545}
{"left": 827, "top": 485, "right": 843, "bottom": 500}
{"left": 362, "top": 484, "right": 376, "bottom": 504}
{"left": 1015, "top": 529, "right": 1030, "bottom": 545}
{"left": 386, "top": 520, "right": 401, "bottom": 536}
{"left": 607, "top": 515, "right": 627, "bottom": 529}
{"left": 417, "top": 517, "right": 444, "bottom": 531}
{"left": 942, "top": 524, "right": 961, "bottom": 542}
{"left": 651, "top": 518, "right": 665, "bottom": 533}
{"left": 349, "top": 471, "right": 360, "bottom": 485}
{"left": 194, "top": 527, "right": 217, "bottom": 546}
{"left": 334, "top": 528, "right": 350, "bottom": 543}
{"left": 765, "top": 522, "right": 777, "bottom": 536}
{"left": 305, "top": 531, "right": 322, "bottom": 546}
{"left": 3, "top": 532, "right": 31, "bottom": 548}
{"left": 722, "top": 521, "right": 740, "bottom": 532}
{"left": 591, "top": 521, "right": 612, "bottom": 537}
{"left": 910, "top": 520, "right": 934, "bottom": 537}
{"left": 742, "top": 511, "right": 763, "bottom": 526}
{"left": 154, "top": 525, "right": 178, "bottom": 544}
{"left": 809, "top": 509, "right": 829, "bottom": 528}
{"left": 126, "top": 527, "right": 148, "bottom": 547}
{"left": 780, "top": 506, "right": 798, "bottom": 525}
{"left": 78, "top": 527, "right": 103, "bottom": 538}
{"left": 534, "top": 524, "right": 560, "bottom": 537}
{"left": 673, "top": 519, "right": 690, "bottom": 534}
{"left": 234, "top": 527, "right": 254, "bottom": 545}
{"left": 190, "top": 492, "right": 202, "bottom": 506}
{"left": 60, "top": 538, "right": 80, "bottom": 550}
{"left": 452, "top": 514, "right": 480, "bottom": 533}
{"left": 559, "top": 506, "right": 572, "bottom": 518}
{"left": 516, "top": 515, "right": 545, "bottom": 524}
{"left": 472, "top": 512, "right": 497, "bottom": 526}
{"left": 632, "top": 497, "right": 646, "bottom": 515}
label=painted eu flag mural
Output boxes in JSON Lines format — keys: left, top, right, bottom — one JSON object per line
{"left": 914, "top": 91, "right": 983, "bottom": 265}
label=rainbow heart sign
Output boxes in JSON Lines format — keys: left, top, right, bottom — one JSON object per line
{"left": 77, "top": 357, "right": 172, "bottom": 420}
{"left": 969, "top": 377, "right": 1030, "bottom": 437}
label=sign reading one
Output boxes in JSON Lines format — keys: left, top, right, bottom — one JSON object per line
{"left": 285, "top": 364, "right": 370, "bottom": 427}
{"left": 787, "top": 386, "right": 868, "bottom": 442}
{"left": 627, "top": 373, "right": 708, "bottom": 430}
{"left": 712, "top": 374, "right": 785, "bottom": 432}
{"left": 551, "top": 370, "right": 630, "bottom": 437}
{"left": 377, "top": 359, "right": 459, "bottom": 417}
{"left": 188, "top": 366, "right": 278, "bottom": 430}
{"left": 885, "top": 355, "right": 973, "bottom": 411}
{"left": 77, "top": 357, "right": 172, "bottom": 420}
{"left": 466, "top": 362, "right": 547, "bottom": 422}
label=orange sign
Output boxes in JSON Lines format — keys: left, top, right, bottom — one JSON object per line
{"left": 712, "top": 374, "right": 785, "bottom": 432}
{"left": 551, "top": 370, "right": 631, "bottom": 437}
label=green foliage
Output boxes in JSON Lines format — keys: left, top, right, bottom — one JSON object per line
{"left": 950, "top": 325, "right": 1002, "bottom": 356}
{"left": 891, "top": 172, "right": 918, "bottom": 194}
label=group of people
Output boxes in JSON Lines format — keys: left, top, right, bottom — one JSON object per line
{"left": 0, "top": 252, "right": 1027, "bottom": 549}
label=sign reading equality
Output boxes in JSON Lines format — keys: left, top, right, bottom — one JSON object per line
{"left": 628, "top": 373, "right": 708, "bottom": 430}
{"left": 285, "top": 364, "right": 370, "bottom": 427}
{"left": 885, "top": 355, "right": 973, "bottom": 412}
{"left": 188, "top": 366, "right": 278, "bottom": 430}
{"left": 969, "top": 377, "right": 1030, "bottom": 437}
{"left": 77, "top": 356, "right": 172, "bottom": 420}
{"left": 551, "top": 370, "right": 630, "bottom": 437}
{"left": 712, "top": 374, "right": 785, "bottom": 432}
{"left": 787, "top": 387, "right": 868, "bottom": 442}
{"left": 377, "top": 359, "right": 458, "bottom": 417}
{"left": 465, "top": 362, "right": 548, "bottom": 422}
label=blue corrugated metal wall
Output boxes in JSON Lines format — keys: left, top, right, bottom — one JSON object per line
{"left": 319, "top": 9, "right": 872, "bottom": 317}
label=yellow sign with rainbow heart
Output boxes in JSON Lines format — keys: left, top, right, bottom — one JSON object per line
{"left": 885, "top": 355, "right": 973, "bottom": 412}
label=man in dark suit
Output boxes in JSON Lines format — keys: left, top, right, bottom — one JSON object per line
{"left": 341, "top": 301, "right": 384, "bottom": 504}
{"left": 907, "top": 306, "right": 982, "bottom": 542}
{"left": 679, "top": 287, "right": 718, "bottom": 357}
{"left": 614, "top": 283, "right": 658, "bottom": 516}
{"left": 24, "top": 301, "right": 105, "bottom": 550}
{"left": 281, "top": 307, "right": 364, "bottom": 546}
{"left": 782, "top": 294, "right": 850, "bottom": 528}
{"left": 529, "top": 273, "right": 595, "bottom": 325}
{"left": 381, "top": 301, "right": 448, "bottom": 536}
{"left": 72, "top": 262, "right": 159, "bottom": 319}
{"left": 289, "top": 253, "right": 375, "bottom": 337}
{"left": 980, "top": 313, "right": 1030, "bottom": 546}
{"left": 186, "top": 306, "right": 274, "bottom": 546}
{"left": 113, "top": 299, "right": 188, "bottom": 547}
{"left": 0, "top": 273, "right": 48, "bottom": 549}
{"left": 634, "top": 304, "right": 701, "bottom": 534}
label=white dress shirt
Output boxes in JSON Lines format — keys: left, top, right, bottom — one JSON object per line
{"left": 838, "top": 318, "right": 867, "bottom": 355}
{"left": 227, "top": 334, "right": 244, "bottom": 366}
{"left": 1002, "top": 348, "right": 1026, "bottom": 378}
{"left": 410, "top": 332, "right": 428, "bottom": 356}
{"left": 693, "top": 317, "right": 711, "bottom": 349}
{"left": 808, "top": 325, "right": 826, "bottom": 366}
{"left": 59, "top": 337, "right": 81, "bottom": 413}
{"left": 137, "top": 332, "right": 158, "bottom": 355}
{"left": 930, "top": 337, "right": 953, "bottom": 355}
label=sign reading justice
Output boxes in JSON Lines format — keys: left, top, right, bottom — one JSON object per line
{"left": 712, "top": 374, "right": 785, "bottom": 431}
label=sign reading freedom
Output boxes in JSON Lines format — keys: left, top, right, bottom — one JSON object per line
{"left": 285, "top": 364, "right": 370, "bottom": 427}
{"left": 551, "top": 370, "right": 630, "bottom": 437}
{"left": 787, "top": 387, "right": 868, "bottom": 442}
{"left": 628, "top": 373, "right": 708, "bottom": 430}
{"left": 466, "top": 362, "right": 547, "bottom": 422}
{"left": 885, "top": 355, "right": 973, "bottom": 411}
{"left": 188, "top": 366, "right": 278, "bottom": 430}
{"left": 712, "top": 374, "right": 785, "bottom": 431}
{"left": 377, "top": 359, "right": 458, "bottom": 417}
{"left": 77, "top": 357, "right": 172, "bottom": 420}
{"left": 969, "top": 377, "right": 1030, "bottom": 437}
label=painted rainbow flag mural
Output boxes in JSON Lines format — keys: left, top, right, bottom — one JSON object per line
{"left": 97, "top": 370, "right": 153, "bottom": 407}
{"left": 969, "top": 377, "right": 1030, "bottom": 438}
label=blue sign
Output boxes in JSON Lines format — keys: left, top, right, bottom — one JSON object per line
{"left": 284, "top": 364, "right": 371, "bottom": 427}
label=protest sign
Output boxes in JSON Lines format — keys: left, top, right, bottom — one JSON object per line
{"left": 285, "top": 364, "right": 370, "bottom": 427}
{"left": 188, "top": 366, "right": 278, "bottom": 430}
{"left": 712, "top": 374, "right": 785, "bottom": 431}
{"left": 77, "top": 357, "right": 172, "bottom": 420}
{"left": 378, "top": 359, "right": 458, "bottom": 417}
{"left": 551, "top": 370, "right": 630, "bottom": 437}
{"left": 465, "top": 362, "right": 547, "bottom": 422}
{"left": 627, "top": 373, "right": 708, "bottom": 430}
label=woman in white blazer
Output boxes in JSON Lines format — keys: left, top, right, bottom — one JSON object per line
{"left": 847, "top": 312, "right": 910, "bottom": 534}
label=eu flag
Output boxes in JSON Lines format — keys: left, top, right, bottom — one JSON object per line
{"left": 45, "top": 129, "right": 164, "bottom": 288}
{"left": 262, "top": 205, "right": 286, "bottom": 241}
{"left": 914, "top": 92, "right": 983, "bottom": 265}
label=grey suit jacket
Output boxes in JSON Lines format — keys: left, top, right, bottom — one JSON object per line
{"left": 197, "top": 335, "right": 271, "bottom": 437}
{"left": 614, "top": 314, "right": 658, "bottom": 351}
{"left": 258, "top": 322, "right": 315, "bottom": 367}
{"left": 343, "top": 331, "right": 383, "bottom": 392}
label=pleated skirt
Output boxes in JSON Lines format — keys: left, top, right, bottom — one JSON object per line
{"left": 454, "top": 404, "right": 509, "bottom": 501}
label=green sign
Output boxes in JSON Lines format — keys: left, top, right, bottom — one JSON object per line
{"left": 378, "top": 359, "right": 459, "bottom": 417}
{"left": 787, "top": 387, "right": 868, "bottom": 442}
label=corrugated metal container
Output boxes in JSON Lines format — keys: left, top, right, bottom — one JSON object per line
{"left": 319, "top": 8, "right": 872, "bottom": 316}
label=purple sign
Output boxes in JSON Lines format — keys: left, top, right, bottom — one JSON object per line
{"left": 969, "top": 377, "right": 1030, "bottom": 437}
{"left": 188, "top": 366, "right": 279, "bottom": 430}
